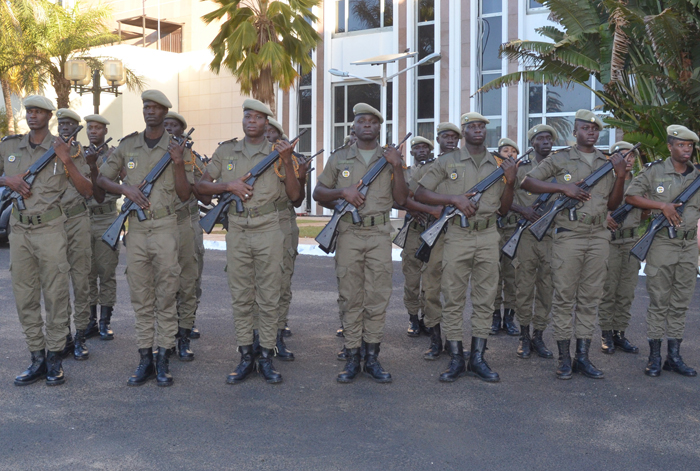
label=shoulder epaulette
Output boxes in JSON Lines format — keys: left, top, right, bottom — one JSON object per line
{"left": 424, "top": 157, "right": 436, "bottom": 164}
{"left": 218, "top": 137, "right": 238, "bottom": 145}
{"left": 550, "top": 146, "right": 572, "bottom": 154}
{"left": 118, "top": 131, "right": 139, "bottom": 142}
{"left": 520, "top": 156, "right": 532, "bottom": 165}
{"left": 1, "top": 134, "right": 23, "bottom": 142}
{"left": 644, "top": 159, "right": 663, "bottom": 168}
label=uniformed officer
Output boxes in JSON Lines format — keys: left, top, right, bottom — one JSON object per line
{"left": 521, "top": 110, "right": 628, "bottom": 380}
{"left": 625, "top": 125, "right": 700, "bottom": 377}
{"left": 3, "top": 95, "right": 92, "bottom": 386}
{"left": 97, "top": 90, "right": 191, "bottom": 387}
{"left": 415, "top": 112, "right": 517, "bottom": 382}
{"left": 511, "top": 125, "right": 558, "bottom": 359}
{"left": 491, "top": 137, "right": 520, "bottom": 336}
{"left": 313, "top": 103, "right": 408, "bottom": 383}
{"left": 435, "top": 122, "right": 461, "bottom": 156}
{"left": 195, "top": 98, "right": 299, "bottom": 385}
{"left": 598, "top": 141, "right": 644, "bottom": 356}
{"left": 55, "top": 109, "right": 94, "bottom": 361}
{"left": 84, "top": 114, "right": 120, "bottom": 342}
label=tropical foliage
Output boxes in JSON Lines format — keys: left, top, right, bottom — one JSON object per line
{"left": 203, "top": 0, "right": 321, "bottom": 106}
{"left": 480, "top": 0, "right": 700, "bottom": 162}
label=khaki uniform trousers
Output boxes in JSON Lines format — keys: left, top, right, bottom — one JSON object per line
{"left": 550, "top": 227, "right": 610, "bottom": 341}
{"left": 513, "top": 231, "right": 553, "bottom": 330}
{"left": 226, "top": 227, "right": 283, "bottom": 349}
{"left": 176, "top": 209, "right": 199, "bottom": 330}
{"left": 335, "top": 227, "right": 393, "bottom": 349}
{"left": 644, "top": 236, "right": 698, "bottom": 339}
{"left": 441, "top": 225, "right": 500, "bottom": 341}
{"left": 191, "top": 209, "right": 204, "bottom": 306}
{"left": 89, "top": 212, "right": 120, "bottom": 307}
{"left": 401, "top": 223, "right": 425, "bottom": 316}
{"left": 494, "top": 227, "right": 517, "bottom": 311}
{"left": 277, "top": 210, "right": 298, "bottom": 329}
{"left": 65, "top": 212, "right": 92, "bottom": 330}
{"left": 10, "top": 224, "right": 71, "bottom": 352}
{"left": 421, "top": 232, "right": 444, "bottom": 329}
{"left": 598, "top": 239, "right": 640, "bottom": 331}
{"left": 125, "top": 222, "right": 180, "bottom": 350}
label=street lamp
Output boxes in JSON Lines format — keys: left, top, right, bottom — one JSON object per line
{"left": 65, "top": 59, "right": 126, "bottom": 114}
{"left": 328, "top": 52, "right": 441, "bottom": 145}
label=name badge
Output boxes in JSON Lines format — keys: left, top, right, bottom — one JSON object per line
{"left": 8, "top": 155, "right": 15, "bottom": 162}
{"left": 342, "top": 169, "right": 350, "bottom": 178}
{"left": 450, "top": 172, "right": 458, "bottom": 180}
{"left": 656, "top": 185, "right": 664, "bottom": 194}
{"left": 127, "top": 160, "right": 136, "bottom": 169}
{"left": 564, "top": 173, "right": 572, "bottom": 182}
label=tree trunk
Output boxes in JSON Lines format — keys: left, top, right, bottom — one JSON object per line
{"left": 1, "top": 79, "right": 16, "bottom": 134}
{"left": 53, "top": 75, "right": 72, "bottom": 110}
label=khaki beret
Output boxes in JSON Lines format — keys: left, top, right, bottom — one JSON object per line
{"left": 497, "top": 138, "right": 519, "bottom": 154}
{"left": 460, "top": 112, "right": 490, "bottom": 125}
{"left": 141, "top": 89, "right": 172, "bottom": 109}
{"left": 574, "top": 109, "right": 604, "bottom": 130}
{"left": 436, "top": 122, "right": 462, "bottom": 138}
{"left": 164, "top": 111, "right": 187, "bottom": 128}
{"left": 23, "top": 95, "right": 55, "bottom": 111}
{"left": 609, "top": 141, "right": 638, "bottom": 154}
{"left": 242, "top": 98, "right": 273, "bottom": 117}
{"left": 84, "top": 114, "right": 110, "bottom": 126}
{"left": 56, "top": 108, "right": 81, "bottom": 123}
{"left": 667, "top": 125, "right": 699, "bottom": 143}
{"left": 353, "top": 102, "right": 384, "bottom": 123}
{"left": 267, "top": 117, "right": 284, "bottom": 135}
{"left": 527, "top": 124, "right": 558, "bottom": 143}
{"left": 411, "top": 136, "right": 434, "bottom": 150}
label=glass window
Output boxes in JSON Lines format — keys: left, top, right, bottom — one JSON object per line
{"left": 333, "top": 82, "right": 393, "bottom": 147}
{"left": 417, "top": 24, "right": 435, "bottom": 76}
{"left": 528, "top": 83, "right": 543, "bottom": 114}
{"left": 482, "top": 0, "right": 501, "bottom": 14}
{"left": 484, "top": 119, "right": 502, "bottom": 149}
{"left": 334, "top": 86, "right": 345, "bottom": 123}
{"left": 546, "top": 83, "right": 590, "bottom": 113}
{"left": 299, "top": 89, "right": 312, "bottom": 126}
{"left": 418, "top": 0, "right": 434, "bottom": 22}
{"left": 336, "top": 0, "right": 346, "bottom": 33}
{"left": 481, "top": 73, "right": 501, "bottom": 116}
{"left": 386, "top": 81, "right": 393, "bottom": 121}
{"left": 337, "top": 0, "right": 392, "bottom": 33}
{"left": 384, "top": 0, "right": 393, "bottom": 27}
{"left": 346, "top": 83, "right": 380, "bottom": 122}
{"left": 529, "top": 0, "right": 544, "bottom": 9}
{"left": 482, "top": 17, "right": 502, "bottom": 72}
{"left": 298, "top": 128, "right": 312, "bottom": 153}
{"left": 417, "top": 79, "right": 434, "bottom": 119}
{"left": 334, "top": 126, "right": 346, "bottom": 150}
{"left": 417, "top": 122, "right": 435, "bottom": 142}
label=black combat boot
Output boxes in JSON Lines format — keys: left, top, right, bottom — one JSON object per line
{"left": 189, "top": 321, "right": 200, "bottom": 339}
{"left": 600, "top": 330, "right": 615, "bottom": 354}
{"left": 663, "top": 338, "right": 697, "bottom": 377}
{"left": 338, "top": 341, "right": 366, "bottom": 362}
{"left": 275, "top": 329, "right": 295, "bottom": 361}
{"left": 60, "top": 332, "right": 75, "bottom": 359}
{"left": 572, "top": 339, "right": 604, "bottom": 379}
{"left": 407, "top": 315, "right": 421, "bottom": 337}
{"left": 531, "top": 329, "right": 553, "bottom": 358}
{"left": 613, "top": 331, "right": 639, "bottom": 354}
{"left": 14, "top": 350, "right": 47, "bottom": 386}
{"left": 127, "top": 348, "right": 156, "bottom": 386}
{"left": 502, "top": 309, "right": 519, "bottom": 336}
{"left": 336, "top": 326, "right": 344, "bottom": 338}
{"left": 45, "top": 351, "right": 65, "bottom": 386}
{"left": 252, "top": 330, "right": 262, "bottom": 357}
{"left": 257, "top": 348, "right": 283, "bottom": 384}
{"left": 556, "top": 340, "right": 572, "bottom": 380}
{"left": 99, "top": 306, "right": 114, "bottom": 340}
{"left": 282, "top": 323, "right": 292, "bottom": 338}
{"left": 424, "top": 324, "right": 443, "bottom": 361}
{"left": 85, "top": 305, "right": 99, "bottom": 339}
{"left": 439, "top": 340, "right": 466, "bottom": 382}
{"left": 363, "top": 343, "right": 392, "bottom": 383}
{"left": 337, "top": 348, "right": 361, "bottom": 383}
{"left": 467, "top": 337, "right": 500, "bottom": 382}
{"left": 73, "top": 329, "right": 89, "bottom": 361}
{"left": 517, "top": 325, "right": 531, "bottom": 359}
{"left": 155, "top": 347, "right": 173, "bottom": 387}
{"left": 490, "top": 309, "right": 502, "bottom": 335}
{"left": 226, "top": 345, "right": 256, "bottom": 384}
{"left": 176, "top": 327, "right": 194, "bottom": 362}
{"left": 645, "top": 339, "right": 662, "bottom": 377}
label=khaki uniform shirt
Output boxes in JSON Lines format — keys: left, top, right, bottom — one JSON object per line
{"left": 525, "top": 146, "right": 616, "bottom": 232}
{"left": 407, "top": 159, "right": 436, "bottom": 193}
{"left": 0, "top": 132, "right": 68, "bottom": 230}
{"left": 87, "top": 147, "right": 120, "bottom": 209}
{"left": 60, "top": 142, "right": 90, "bottom": 212}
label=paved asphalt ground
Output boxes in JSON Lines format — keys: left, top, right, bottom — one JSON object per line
{"left": 1, "top": 246, "right": 699, "bottom": 470}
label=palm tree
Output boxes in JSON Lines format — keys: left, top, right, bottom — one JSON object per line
{"left": 203, "top": 0, "right": 321, "bottom": 107}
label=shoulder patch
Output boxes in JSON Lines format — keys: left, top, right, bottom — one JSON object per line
{"left": 1, "top": 134, "right": 23, "bottom": 142}
{"left": 550, "top": 146, "right": 572, "bottom": 155}
{"left": 644, "top": 159, "right": 663, "bottom": 168}
{"left": 218, "top": 137, "right": 238, "bottom": 145}
{"left": 118, "top": 131, "right": 139, "bottom": 142}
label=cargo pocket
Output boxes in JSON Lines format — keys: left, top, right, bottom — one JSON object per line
{"left": 335, "top": 265, "right": 347, "bottom": 279}
{"left": 288, "top": 247, "right": 297, "bottom": 258}
{"left": 58, "top": 262, "right": 71, "bottom": 274}
{"left": 644, "top": 263, "right": 658, "bottom": 277}
{"left": 550, "top": 257, "right": 564, "bottom": 271}
{"left": 511, "top": 258, "right": 520, "bottom": 270}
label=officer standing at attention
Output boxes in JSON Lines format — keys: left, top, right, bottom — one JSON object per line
{"left": 598, "top": 142, "right": 644, "bottom": 356}
{"left": 491, "top": 137, "right": 520, "bottom": 336}
{"left": 435, "top": 123, "right": 461, "bottom": 156}
{"left": 55, "top": 109, "right": 94, "bottom": 361}
{"left": 97, "top": 90, "right": 191, "bottom": 387}
{"left": 313, "top": 103, "right": 408, "bottom": 383}
{"left": 415, "top": 112, "right": 517, "bottom": 383}
{"left": 3, "top": 95, "right": 92, "bottom": 386}
{"left": 511, "top": 125, "right": 558, "bottom": 359}
{"left": 84, "top": 114, "right": 120, "bottom": 342}
{"left": 625, "top": 125, "right": 700, "bottom": 377}
{"left": 196, "top": 99, "right": 299, "bottom": 385}
{"left": 521, "top": 110, "right": 628, "bottom": 380}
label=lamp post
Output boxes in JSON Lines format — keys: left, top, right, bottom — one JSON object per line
{"left": 329, "top": 51, "right": 441, "bottom": 145}
{"left": 65, "top": 59, "right": 125, "bottom": 114}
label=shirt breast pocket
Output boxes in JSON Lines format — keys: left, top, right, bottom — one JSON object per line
{"left": 445, "top": 163, "right": 466, "bottom": 191}
{"left": 337, "top": 163, "right": 354, "bottom": 187}
{"left": 4, "top": 154, "right": 23, "bottom": 176}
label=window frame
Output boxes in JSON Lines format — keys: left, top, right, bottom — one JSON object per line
{"left": 334, "top": 0, "right": 394, "bottom": 36}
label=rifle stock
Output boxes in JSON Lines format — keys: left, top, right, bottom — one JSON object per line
{"left": 501, "top": 223, "right": 527, "bottom": 259}
{"left": 393, "top": 215, "right": 412, "bottom": 248}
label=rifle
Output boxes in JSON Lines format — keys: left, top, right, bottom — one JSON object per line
{"left": 315, "top": 133, "right": 412, "bottom": 254}
{"left": 393, "top": 215, "right": 412, "bottom": 248}
{"left": 2, "top": 126, "right": 83, "bottom": 211}
{"left": 199, "top": 129, "right": 308, "bottom": 234}
{"left": 528, "top": 143, "right": 641, "bottom": 241}
{"left": 101, "top": 128, "right": 195, "bottom": 249}
{"left": 501, "top": 179, "right": 556, "bottom": 259}
{"left": 630, "top": 173, "right": 700, "bottom": 261}
{"left": 418, "top": 148, "right": 532, "bottom": 249}
{"left": 85, "top": 137, "right": 113, "bottom": 156}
